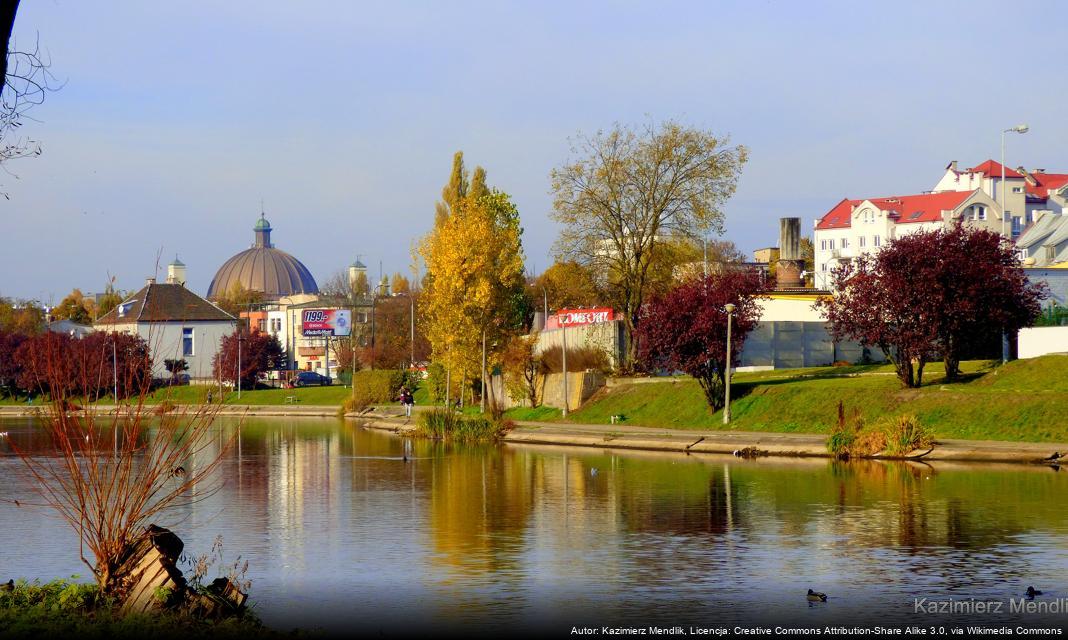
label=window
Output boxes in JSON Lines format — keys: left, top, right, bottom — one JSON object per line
{"left": 828, "top": 239, "right": 835, "bottom": 250}
{"left": 1012, "top": 216, "right": 1023, "bottom": 235}
{"left": 820, "top": 240, "right": 827, "bottom": 251}
{"left": 874, "top": 235, "right": 881, "bottom": 247}
{"left": 859, "top": 236, "right": 866, "bottom": 248}
{"left": 821, "top": 263, "right": 827, "bottom": 272}
{"left": 1045, "top": 245, "right": 1056, "bottom": 262}
{"left": 841, "top": 238, "right": 850, "bottom": 249}
{"left": 182, "top": 328, "right": 194, "bottom": 357}
{"left": 271, "top": 318, "right": 281, "bottom": 333}
{"left": 1013, "top": 186, "right": 1024, "bottom": 194}
{"left": 968, "top": 205, "right": 987, "bottom": 221}
{"left": 257, "top": 319, "right": 266, "bottom": 332}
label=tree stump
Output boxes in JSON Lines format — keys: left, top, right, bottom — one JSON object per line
{"left": 117, "top": 525, "right": 187, "bottom": 614}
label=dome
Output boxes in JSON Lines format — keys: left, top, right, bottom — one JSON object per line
{"left": 206, "top": 217, "right": 319, "bottom": 300}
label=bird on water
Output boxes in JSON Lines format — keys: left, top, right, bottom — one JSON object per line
{"left": 1026, "top": 586, "right": 1043, "bottom": 598}
{"left": 807, "top": 589, "right": 828, "bottom": 602}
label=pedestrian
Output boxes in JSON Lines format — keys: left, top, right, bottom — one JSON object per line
{"left": 398, "top": 387, "right": 415, "bottom": 419}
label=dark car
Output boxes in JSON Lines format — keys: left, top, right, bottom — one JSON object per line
{"left": 293, "top": 371, "right": 332, "bottom": 387}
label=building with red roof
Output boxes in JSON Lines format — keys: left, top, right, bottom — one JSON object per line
{"left": 813, "top": 188, "right": 998, "bottom": 289}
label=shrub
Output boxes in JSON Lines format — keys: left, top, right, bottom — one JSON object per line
{"left": 539, "top": 344, "right": 611, "bottom": 374}
{"left": 342, "top": 369, "right": 408, "bottom": 412}
{"left": 416, "top": 408, "right": 509, "bottom": 442}
{"left": 827, "top": 402, "right": 932, "bottom": 458}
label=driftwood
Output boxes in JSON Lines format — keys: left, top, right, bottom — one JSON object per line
{"left": 116, "top": 525, "right": 247, "bottom": 618}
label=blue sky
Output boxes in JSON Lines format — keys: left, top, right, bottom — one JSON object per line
{"left": 3, "top": 0, "right": 1067, "bottom": 302}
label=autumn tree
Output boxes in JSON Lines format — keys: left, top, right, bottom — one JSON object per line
{"left": 0, "top": 296, "right": 44, "bottom": 333}
{"left": 817, "top": 223, "right": 1045, "bottom": 387}
{"left": 95, "top": 285, "right": 123, "bottom": 320}
{"left": 502, "top": 332, "right": 542, "bottom": 407}
{"left": 421, "top": 153, "right": 526, "bottom": 404}
{"left": 0, "top": 329, "right": 26, "bottom": 396}
{"left": 534, "top": 261, "right": 603, "bottom": 311}
{"left": 212, "top": 281, "right": 264, "bottom": 317}
{"left": 52, "top": 288, "right": 93, "bottom": 324}
{"left": 212, "top": 329, "right": 284, "bottom": 389}
{"left": 551, "top": 120, "right": 748, "bottom": 370}
{"left": 637, "top": 270, "right": 766, "bottom": 411}
{"left": 391, "top": 272, "right": 410, "bottom": 294}
{"left": 357, "top": 294, "right": 428, "bottom": 370}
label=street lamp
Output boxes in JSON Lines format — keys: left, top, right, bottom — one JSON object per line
{"left": 236, "top": 330, "right": 245, "bottom": 400}
{"left": 723, "top": 303, "right": 736, "bottom": 425}
{"left": 1001, "top": 124, "right": 1028, "bottom": 364}
{"left": 369, "top": 283, "right": 386, "bottom": 371}
{"left": 1001, "top": 124, "right": 1029, "bottom": 240}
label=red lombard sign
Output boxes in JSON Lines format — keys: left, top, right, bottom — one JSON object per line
{"left": 547, "top": 307, "right": 614, "bottom": 330}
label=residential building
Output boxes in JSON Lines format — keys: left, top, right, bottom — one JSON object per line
{"left": 813, "top": 189, "right": 998, "bottom": 289}
{"left": 932, "top": 160, "right": 1068, "bottom": 235}
{"left": 94, "top": 278, "right": 236, "bottom": 380}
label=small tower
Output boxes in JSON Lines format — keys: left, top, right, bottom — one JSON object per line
{"left": 348, "top": 258, "right": 367, "bottom": 290}
{"left": 167, "top": 256, "right": 187, "bottom": 286}
{"left": 253, "top": 215, "right": 273, "bottom": 249}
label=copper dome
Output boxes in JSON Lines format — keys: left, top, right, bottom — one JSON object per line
{"left": 206, "top": 216, "right": 319, "bottom": 300}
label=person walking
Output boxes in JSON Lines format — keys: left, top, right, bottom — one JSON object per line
{"left": 399, "top": 387, "right": 415, "bottom": 420}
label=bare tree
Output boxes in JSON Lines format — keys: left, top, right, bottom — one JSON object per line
{"left": 7, "top": 330, "right": 233, "bottom": 598}
{"left": 1, "top": 1, "right": 61, "bottom": 196}
{"left": 550, "top": 120, "right": 748, "bottom": 369}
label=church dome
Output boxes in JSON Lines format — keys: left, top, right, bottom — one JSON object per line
{"left": 206, "top": 216, "right": 319, "bottom": 300}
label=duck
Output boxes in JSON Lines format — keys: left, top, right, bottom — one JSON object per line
{"left": 807, "top": 589, "right": 828, "bottom": 602}
{"left": 1026, "top": 586, "right": 1043, "bottom": 598}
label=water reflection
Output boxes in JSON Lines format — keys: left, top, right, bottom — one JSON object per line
{"left": 1, "top": 417, "right": 1066, "bottom": 633}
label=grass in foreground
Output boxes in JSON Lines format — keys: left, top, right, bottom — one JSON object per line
{"left": 0, "top": 578, "right": 289, "bottom": 639}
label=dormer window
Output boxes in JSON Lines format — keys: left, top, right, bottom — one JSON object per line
{"left": 967, "top": 205, "right": 987, "bottom": 221}
{"left": 1045, "top": 245, "right": 1056, "bottom": 263}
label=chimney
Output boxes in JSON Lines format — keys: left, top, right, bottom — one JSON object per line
{"left": 145, "top": 277, "right": 156, "bottom": 286}
{"left": 948, "top": 160, "right": 958, "bottom": 172}
{"left": 775, "top": 217, "right": 804, "bottom": 289}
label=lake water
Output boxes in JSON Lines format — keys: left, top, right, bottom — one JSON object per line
{"left": 1, "top": 416, "right": 1066, "bottom": 635}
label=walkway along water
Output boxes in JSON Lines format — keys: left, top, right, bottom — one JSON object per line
{"left": 3, "top": 404, "right": 1063, "bottom": 464}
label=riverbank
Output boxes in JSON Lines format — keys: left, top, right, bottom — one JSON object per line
{"left": 357, "top": 414, "right": 1067, "bottom": 464}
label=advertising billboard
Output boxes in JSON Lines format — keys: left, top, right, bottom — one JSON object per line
{"left": 301, "top": 309, "right": 352, "bottom": 337}
{"left": 545, "top": 307, "right": 615, "bottom": 330}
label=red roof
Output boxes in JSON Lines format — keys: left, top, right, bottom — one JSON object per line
{"left": 963, "top": 159, "right": 1023, "bottom": 179}
{"left": 1024, "top": 172, "right": 1068, "bottom": 198}
{"left": 816, "top": 191, "right": 976, "bottom": 230}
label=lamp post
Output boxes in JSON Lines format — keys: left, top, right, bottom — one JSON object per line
{"left": 236, "top": 330, "right": 244, "bottom": 400}
{"left": 723, "top": 303, "right": 735, "bottom": 425}
{"left": 1001, "top": 124, "right": 1028, "bottom": 364}
{"left": 369, "top": 283, "right": 386, "bottom": 371}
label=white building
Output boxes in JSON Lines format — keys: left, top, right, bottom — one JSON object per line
{"left": 94, "top": 276, "right": 237, "bottom": 381}
{"left": 813, "top": 189, "right": 998, "bottom": 289}
{"left": 931, "top": 159, "right": 1068, "bottom": 235}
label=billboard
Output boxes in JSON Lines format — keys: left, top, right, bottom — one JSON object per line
{"left": 301, "top": 309, "right": 352, "bottom": 337}
{"left": 546, "top": 307, "right": 614, "bottom": 330}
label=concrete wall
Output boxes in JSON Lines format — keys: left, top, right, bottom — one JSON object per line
{"left": 492, "top": 370, "right": 606, "bottom": 411}
{"left": 1019, "top": 326, "right": 1068, "bottom": 359}
{"left": 738, "top": 321, "right": 878, "bottom": 369}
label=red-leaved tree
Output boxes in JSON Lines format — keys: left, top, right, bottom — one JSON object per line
{"left": 817, "top": 223, "right": 1045, "bottom": 387}
{"left": 0, "top": 329, "right": 27, "bottom": 396}
{"left": 637, "top": 269, "right": 766, "bottom": 410}
{"left": 213, "top": 329, "right": 284, "bottom": 389}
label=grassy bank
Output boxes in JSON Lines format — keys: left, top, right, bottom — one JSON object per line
{"left": 514, "top": 357, "right": 1068, "bottom": 443}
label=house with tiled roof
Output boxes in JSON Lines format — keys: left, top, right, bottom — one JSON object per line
{"left": 95, "top": 276, "right": 237, "bottom": 381}
{"left": 932, "top": 159, "right": 1068, "bottom": 236}
{"left": 812, "top": 189, "right": 998, "bottom": 289}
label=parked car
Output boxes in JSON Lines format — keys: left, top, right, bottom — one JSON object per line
{"left": 293, "top": 371, "right": 332, "bottom": 387}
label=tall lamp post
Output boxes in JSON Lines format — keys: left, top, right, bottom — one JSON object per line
{"left": 369, "top": 283, "right": 386, "bottom": 371}
{"left": 236, "top": 330, "right": 244, "bottom": 400}
{"left": 1001, "top": 124, "right": 1029, "bottom": 364}
{"left": 723, "top": 303, "right": 735, "bottom": 425}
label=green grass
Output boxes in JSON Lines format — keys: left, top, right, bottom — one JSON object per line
{"left": 0, "top": 577, "right": 284, "bottom": 639}
{"left": 146, "top": 384, "right": 354, "bottom": 406}
{"left": 549, "top": 357, "right": 1068, "bottom": 443}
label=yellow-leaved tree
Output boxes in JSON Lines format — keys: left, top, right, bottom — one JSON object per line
{"left": 420, "top": 153, "right": 526, "bottom": 406}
